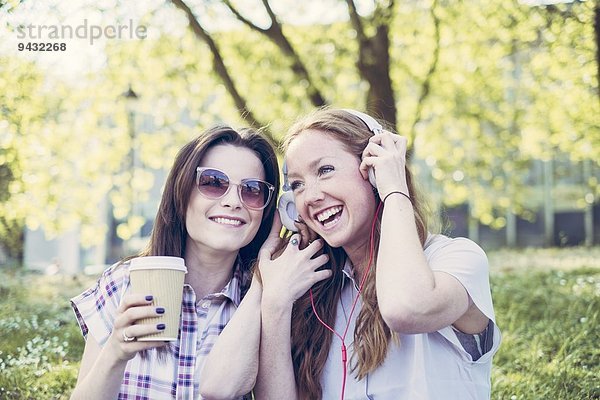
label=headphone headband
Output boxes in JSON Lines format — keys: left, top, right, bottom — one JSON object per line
{"left": 342, "top": 109, "right": 383, "bottom": 135}
{"left": 281, "top": 160, "right": 291, "bottom": 191}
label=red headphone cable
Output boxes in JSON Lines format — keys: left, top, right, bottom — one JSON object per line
{"left": 309, "top": 201, "right": 383, "bottom": 400}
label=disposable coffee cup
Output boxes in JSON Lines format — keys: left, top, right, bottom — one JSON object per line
{"left": 129, "top": 256, "right": 187, "bottom": 341}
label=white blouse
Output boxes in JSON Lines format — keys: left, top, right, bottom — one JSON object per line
{"left": 320, "top": 234, "right": 502, "bottom": 400}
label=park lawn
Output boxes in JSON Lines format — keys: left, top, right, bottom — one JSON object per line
{"left": 0, "top": 271, "right": 95, "bottom": 399}
{"left": 0, "top": 247, "right": 598, "bottom": 399}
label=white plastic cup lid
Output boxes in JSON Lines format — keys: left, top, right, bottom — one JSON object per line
{"left": 129, "top": 256, "right": 187, "bottom": 273}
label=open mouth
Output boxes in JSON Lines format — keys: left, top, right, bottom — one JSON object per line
{"left": 209, "top": 217, "right": 244, "bottom": 227}
{"left": 315, "top": 206, "right": 343, "bottom": 229}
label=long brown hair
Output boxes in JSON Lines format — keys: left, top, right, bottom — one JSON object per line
{"left": 141, "top": 125, "right": 279, "bottom": 272}
{"left": 283, "top": 108, "right": 429, "bottom": 399}
{"left": 136, "top": 126, "right": 278, "bottom": 360}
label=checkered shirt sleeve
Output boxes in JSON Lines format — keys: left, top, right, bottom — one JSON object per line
{"left": 71, "top": 261, "right": 129, "bottom": 345}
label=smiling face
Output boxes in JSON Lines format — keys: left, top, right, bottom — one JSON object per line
{"left": 185, "top": 144, "right": 265, "bottom": 256}
{"left": 286, "top": 130, "right": 378, "bottom": 252}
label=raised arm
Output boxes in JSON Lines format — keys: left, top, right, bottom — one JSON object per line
{"left": 361, "top": 132, "right": 488, "bottom": 334}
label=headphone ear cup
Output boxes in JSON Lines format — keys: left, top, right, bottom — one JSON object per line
{"left": 278, "top": 191, "right": 299, "bottom": 232}
{"left": 344, "top": 109, "right": 381, "bottom": 188}
{"left": 368, "top": 168, "right": 376, "bottom": 187}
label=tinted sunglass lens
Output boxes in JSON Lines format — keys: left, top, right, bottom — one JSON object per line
{"left": 198, "top": 170, "right": 229, "bottom": 198}
{"left": 240, "top": 181, "right": 268, "bottom": 209}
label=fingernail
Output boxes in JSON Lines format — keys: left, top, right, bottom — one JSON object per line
{"left": 145, "top": 295, "right": 153, "bottom": 301}
{"left": 156, "top": 307, "right": 165, "bottom": 314}
{"left": 157, "top": 323, "right": 166, "bottom": 330}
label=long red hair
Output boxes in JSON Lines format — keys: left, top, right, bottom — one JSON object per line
{"left": 283, "top": 109, "right": 429, "bottom": 399}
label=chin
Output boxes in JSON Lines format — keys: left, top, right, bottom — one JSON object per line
{"left": 209, "top": 237, "right": 249, "bottom": 253}
{"left": 318, "top": 232, "right": 346, "bottom": 249}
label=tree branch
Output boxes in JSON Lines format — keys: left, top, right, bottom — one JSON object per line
{"left": 408, "top": 0, "right": 440, "bottom": 143}
{"left": 222, "top": 0, "right": 268, "bottom": 34}
{"left": 170, "top": 0, "right": 278, "bottom": 144}
{"left": 222, "top": 0, "right": 326, "bottom": 107}
{"left": 260, "top": 0, "right": 279, "bottom": 26}
{"left": 348, "top": 0, "right": 396, "bottom": 127}
{"left": 346, "top": 0, "right": 368, "bottom": 45}
{"left": 373, "top": 0, "right": 395, "bottom": 26}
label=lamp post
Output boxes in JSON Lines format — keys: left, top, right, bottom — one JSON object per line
{"left": 121, "top": 85, "right": 140, "bottom": 244}
{"left": 122, "top": 85, "right": 139, "bottom": 179}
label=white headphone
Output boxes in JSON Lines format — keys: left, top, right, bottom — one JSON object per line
{"left": 277, "top": 109, "right": 384, "bottom": 232}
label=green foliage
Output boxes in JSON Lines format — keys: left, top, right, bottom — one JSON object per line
{"left": 408, "top": 0, "right": 599, "bottom": 227}
{"left": 0, "top": 58, "right": 44, "bottom": 260}
{"left": 0, "top": 0, "right": 597, "bottom": 251}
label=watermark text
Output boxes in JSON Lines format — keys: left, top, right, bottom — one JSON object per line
{"left": 16, "top": 19, "right": 147, "bottom": 45}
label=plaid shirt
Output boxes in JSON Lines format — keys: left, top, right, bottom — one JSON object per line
{"left": 71, "top": 260, "right": 251, "bottom": 399}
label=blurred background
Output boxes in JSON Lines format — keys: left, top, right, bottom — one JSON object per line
{"left": 0, "top": 1, "right": 599, "bottom": 398}
{"left": 1, "top": 0, "right": 598, "bottom": 274}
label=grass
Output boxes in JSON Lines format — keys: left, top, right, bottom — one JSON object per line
{"left": 0, "top": 247, "right": 598, "bottom": 399}
{"left": 491, "top": 267, "right": 599, "bottom": 399}
{"left": 0, "top": 271, "right": 94, "bottom": 399}
{"left": 489, "top": 247, "right": 600, "bottom": 400}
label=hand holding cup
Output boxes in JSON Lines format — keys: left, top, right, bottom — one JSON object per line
{"left": 128, "top": 256, "right": 187, "bottom": 341}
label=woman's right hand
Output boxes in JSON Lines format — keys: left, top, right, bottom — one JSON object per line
{"left": 107, "top": 294, "right": 169, "bottom": 362}
{"left": 258, "top": 233, "right": 331, "bottom": 308}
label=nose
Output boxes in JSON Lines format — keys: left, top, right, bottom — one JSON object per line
{"left": 303, "top": 179, "right": 324, "bottom": 206}
{"left": 220, "top": 184, "right": 243, "bottom": 209}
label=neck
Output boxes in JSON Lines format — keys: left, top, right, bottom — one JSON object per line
{"left": 344, "top": 203, "right": 380, "bottom": 282}
{"left": 344, "top": 238, "right": 372, "bottom": 283}
{"left": 183, "top": 242, "right": 239, "bottom": 300}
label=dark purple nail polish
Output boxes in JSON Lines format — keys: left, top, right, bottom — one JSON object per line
{"left": 156, "top": 307, "right": 165, "bottom": 314}
{"left": 145, "top": 295, "right": 153, "bottom": 301}
{"left": 157, "top": 323, "right": 166, "bottom": 330}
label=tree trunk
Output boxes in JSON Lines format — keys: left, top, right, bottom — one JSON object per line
{"left": 357, "top": 24, "right": 397, "bottom": 127}
{"left": 594, "top": 2, "right": 600, "bottom": 104}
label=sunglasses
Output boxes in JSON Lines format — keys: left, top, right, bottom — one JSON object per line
{"left": 195, "top": 167, "right": 275, "bottom": 210}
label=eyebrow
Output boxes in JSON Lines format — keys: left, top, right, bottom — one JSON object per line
{"left": 287, "top": 156, "right": 332, "bottom": 179}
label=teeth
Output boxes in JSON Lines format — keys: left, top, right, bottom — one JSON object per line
{"left": 323, "top": 218, "right": 338, "bottom": 228}
{"left": 213, "top": 217, "right": 242, "bottom": 226}
{"left": 316, "top": 206, "right": 342, "bottom": 222}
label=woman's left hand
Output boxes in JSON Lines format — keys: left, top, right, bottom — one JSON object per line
{"left": 359, "top": 130, "right": 410, "bottom": 199}
{"left": 258, "top": 234, "right": 330, "bottom": 307}
{"left": 252, "top": 212, "right": 284, "bottom": 287}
